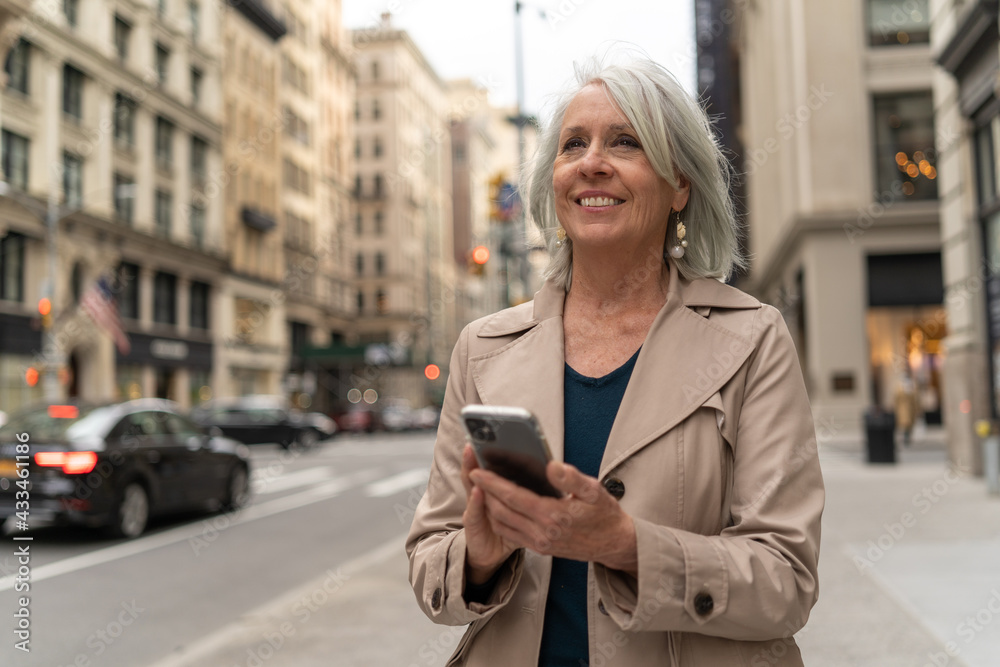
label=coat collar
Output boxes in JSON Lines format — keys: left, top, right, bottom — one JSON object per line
{"left": 470, "top": 260, "right": 761, "bottom": 474}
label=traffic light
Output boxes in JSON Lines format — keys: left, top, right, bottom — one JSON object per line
{"left": 424, "top": 364, "right": 441, "bottom": 381}
{"left": 25, "top": 367, "right": 39, "bottom": 387}
{"left": 38, "top": 297, "right": 52, "bottom": 329}
{"left": 468, "top": 245, "right": 489, "bottom": 276}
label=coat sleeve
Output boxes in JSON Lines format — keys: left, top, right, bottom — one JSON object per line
{"left": 405, "top": 324, "right": 526, "bottom": 625}
{"left": 593, "top": 304, "right": 824, "bottom": 640}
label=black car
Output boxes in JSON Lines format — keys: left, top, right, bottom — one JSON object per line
{"left": 0, "top": 399, "right": 251, "bottom": 539}
{"left": 191, "top": 396, "right": 328, "bottom": 449}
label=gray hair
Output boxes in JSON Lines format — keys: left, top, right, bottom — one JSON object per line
{"left": 525, "top": 56, "right": 746, "bottom": 288}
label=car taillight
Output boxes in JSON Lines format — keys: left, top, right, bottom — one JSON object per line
{"left": 34, "top": 451, "right": 98, "bottom": 474}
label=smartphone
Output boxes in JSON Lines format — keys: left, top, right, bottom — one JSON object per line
{"left": 460, "top": 405, "right": 561, "bottom": 498}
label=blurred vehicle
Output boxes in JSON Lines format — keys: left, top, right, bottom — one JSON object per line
{"left": 413, "top": 406, "right": 441, "bottom": 430}
{"left": 0, "top": 399, "right": 251, "bottom": 539}
{"left": 190, "top": 395, "right": 327, "bottom": 450}
{"left": 0, "top": 410, "right": 6, "bottom": 428}
{"left": 304, "top": 412, "right": 338, "bottom": 439}
{"left": 381, "top": 399, "right": 416, "bottom": 432}
{"left": 336, "top": 406, "right": 379, "bottom": 433}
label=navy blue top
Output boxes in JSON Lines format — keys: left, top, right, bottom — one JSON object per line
{"left": 537, "top": 347, "right": 641, "bottom": 666}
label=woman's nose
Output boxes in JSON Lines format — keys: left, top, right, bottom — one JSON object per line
{"left": 577, "top": 145, "right": 612, "bottom": 177}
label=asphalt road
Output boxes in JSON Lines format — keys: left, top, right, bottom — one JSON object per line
{"left": 0, "top": 431, "right": 435, "bottom": 667}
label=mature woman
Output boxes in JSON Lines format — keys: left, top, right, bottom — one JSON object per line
{"left": 406, "top": 56, "right": 824, "bottom": 666}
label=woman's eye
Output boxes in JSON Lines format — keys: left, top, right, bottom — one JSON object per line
{"left": 615, "top": 136, "right": 641, "bottom": 148}
{"left": 562, "top": 138, "right": 585, "bottom": 151}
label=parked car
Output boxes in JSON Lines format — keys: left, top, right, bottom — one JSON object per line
{"left": 190, "top": 396, "right": 327, "bottom": 449}
{"left": 335, "top": 406, "right": 379, "bottom": 433}
{"left": 304, "top": 413, "right": 338, "bottom": 439}
{"left": 0, "top": 399, "right": 251, "bottom": 539}
{"left": 381, "top": 399, "right": 416, "bottom": 431}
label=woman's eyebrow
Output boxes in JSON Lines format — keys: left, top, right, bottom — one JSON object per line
{"left": 560, "top": 123, "right": 635, "bottom": 135}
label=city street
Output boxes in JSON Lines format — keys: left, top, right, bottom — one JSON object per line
{"left": 0, "top": 432, "right": 435, "bottom": 667}
{"left": 3, "top": 428, "right": 999, "bottom": 667}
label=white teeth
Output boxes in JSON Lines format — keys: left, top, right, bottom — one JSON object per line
{"left": 579, "top": 197, "right": 622, "bottom": 207}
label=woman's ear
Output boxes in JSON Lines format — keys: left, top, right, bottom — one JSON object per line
{"left": 672, "top": 175, "right": 691, "bottom": 212}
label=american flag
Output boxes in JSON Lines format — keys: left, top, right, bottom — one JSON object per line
{"left": 81, "top": 276, "right": 130, "bottom": 355}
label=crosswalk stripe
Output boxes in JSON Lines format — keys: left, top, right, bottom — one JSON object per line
{"left": 364, "top": 468, "right": 429, "bottom": 497}
{"left": 252, "top": 467, "right": 335, "bottom": 495}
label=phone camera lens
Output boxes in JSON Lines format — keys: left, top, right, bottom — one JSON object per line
{"left": 468, "top": 419, "right": 495, "bottom": 442}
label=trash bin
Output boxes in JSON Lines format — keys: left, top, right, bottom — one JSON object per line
{"left": 864, "top": 408, "right": 896, "bottom": 464}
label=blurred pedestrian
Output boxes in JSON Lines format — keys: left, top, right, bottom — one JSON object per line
{"left": 407, "top": 54, "right": 824, "bottom": 666}
{"left": 894, "top": 374, "right": 919, "bottom": 445}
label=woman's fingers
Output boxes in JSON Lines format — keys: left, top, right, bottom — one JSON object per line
{"left": 460, "top": 444, "right": 478, "bottom": 497}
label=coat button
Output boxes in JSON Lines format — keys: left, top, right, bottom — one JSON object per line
{"left": 431, "top": 587, "right": 443, "bottom": 611}
{"left": 598, "top": 599, "right": 609, "bottom": 616}
{"left": 603, "top": 477, "right": 625, "bottom": 500}
{"left": 693, "top": 592, "right": 714, "bottom": 616}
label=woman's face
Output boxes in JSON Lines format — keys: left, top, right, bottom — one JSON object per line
{"left": 553, "top": 84, "right": 689, "bottom": 256}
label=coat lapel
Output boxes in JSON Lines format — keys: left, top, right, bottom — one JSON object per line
{"left": 467, "top": 261, "right": 761, "bottom": 476}
{"left": 599, "top": 262, "right": 758, "bottom": 477}
{"left": 469, "top": 283, "right": 567, "bottom": 462}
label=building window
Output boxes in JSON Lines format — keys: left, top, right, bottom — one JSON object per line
{"left": 375, "top": 252, "right": 386, "bottom": 276}
{"left": 355, "top": 212, "right": 363, "bottom": 235}
{"left": 373, "top": 173, "right": 384, "bottom": 198}
{"left": 155, "top": 43, "right": 170, "bottom": 84}
{"left": 355, "top": 253, "right": 364, "bottom": 276}
{"left": 114, "top": 93, "right": 136, "bottom": 147}
{"left": 376, "top": 289, "right": 388, "bottom": 314}
{"left": 190, "top": 281, "right": 210, "bottom": 330}
{"left": 114, "top": 16, "right": 131, "bottom": 61}
{"left": 283, "top": 159, "right": 310, "bottom": 194}
{"left": 155, "top": 190, "right": 173, "bottom": 236}
{"left": 191, "top": 136, "right": 208, "bottom": 182}
{"left": 155, "top": 116, "right": 173, "bottom": 168}
{"left": 372, "top": 98, "right": 381, "bottom": 120}
{"left": 189, "top": 202, "right": 206, "bottom": 247}
{"left": 868, "top": 0, "right": 930, "bottom": 46}
{"left": 70, "top": 263, "right": 83, "bottom": 304}
{"left": 114, "top": 173, "right": 135, "bottom": 224}
{"left": 371, "top": 60, "right": 379, "bottom": 81}
{"left": 0, "top": 233, "right": 25, "bottom": 302}
{"left": 4, "top": 39, "right": 29, "bottom": 95}
{"left": 117, "top": 263, "right": 139, "bottom": 320}
{"left": 63, "top": 152, "right": 83, "bottom": 209}
{"left": 191, "top": 67, "right": 202, "bottom": 105}
{"left": 873, "top": 92, "right": 937, "bottom": 200}
{"left": 976, "top": 118, "right": 999, "bottom": 208}
{"left": 284, "top": 107, "right": 309, "bottom": 145}
{"left": 354, "top": 100, "right": 360, "bottom": 120}
{"left": 62, "top": 64, "right": 84, "bottom": 120}
{"left": 1, "top": 130, "right": 30, "bottom": 190}
{"left": 189, "top": 1, "right": 200, "bottom": 42}
{"left": 354, "top": 138, "right": 361, "bottom": 158}
{"left": 374, "top": 136, "right": 383, "bottom": 157}
{"left": 374, "top": 211, "right": 384, "bottom": 235}
{"left": 64, "top": 0, "right": 79, "bottom": 27}
{"left": 356, "top": 290, "right": 364, "bottom": 313}
{"left": 153, "top": 272, "right": 177, "bottom": 325}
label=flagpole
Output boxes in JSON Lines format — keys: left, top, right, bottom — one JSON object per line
{"left": 43, "top": 65, "right": 61, "bottom": 402}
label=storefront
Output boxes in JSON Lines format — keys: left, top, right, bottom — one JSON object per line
{"left": 114, "top": 333, "right": 213, "bottom": 408}
{"left": 0, "top": 313, "right": 43, "bottom": 413}
{"left": 866, "top": 252, "right": 946, "bottom": 427}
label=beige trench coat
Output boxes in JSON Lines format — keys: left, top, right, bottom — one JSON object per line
{"left": 406, "top": 260, "right": 824, "bottom": 666}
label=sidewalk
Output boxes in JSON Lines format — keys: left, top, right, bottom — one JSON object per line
{"left": 160, "top": 428, "right": 1000, "bottom": 666}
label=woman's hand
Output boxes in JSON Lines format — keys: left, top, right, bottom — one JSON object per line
{"left": 461, "top": 444, "right": 518, "bottom": 584}
{"left": 469, "top": 460, "right": 638, "bottom": 576}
